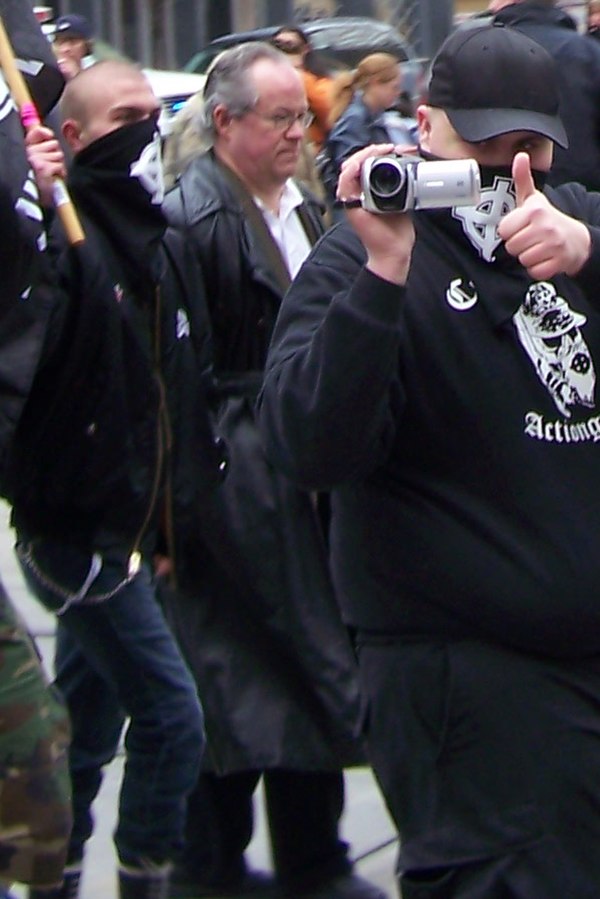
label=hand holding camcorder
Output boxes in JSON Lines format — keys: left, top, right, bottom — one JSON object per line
{"left": 360, "top": 154, "right": 481, "bottom": 214}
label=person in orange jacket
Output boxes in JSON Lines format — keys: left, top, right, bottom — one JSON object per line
{"left": 271, "top": 25, "right": 333, "bottom": 150}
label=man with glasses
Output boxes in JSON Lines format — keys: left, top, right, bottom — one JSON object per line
{"left": 163, "top": 42, "right": 384, "bottom": 899}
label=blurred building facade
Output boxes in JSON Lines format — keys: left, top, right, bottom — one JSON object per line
{"left": 44, "top": 0, "right": 456, "bottom": 68}
{"left": 38, "top": 0, "right": 590, "bottom": 70}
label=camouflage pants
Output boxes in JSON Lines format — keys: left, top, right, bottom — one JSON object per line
{"left": 0, "top": 579, "right": 71, "bottom": 889}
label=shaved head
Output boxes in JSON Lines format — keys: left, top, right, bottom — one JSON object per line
{"left": 60, "top": 60, "right": 151, "bottom": 126}
{"left": 60, "top": 60, "right": 161, "bottom": 153}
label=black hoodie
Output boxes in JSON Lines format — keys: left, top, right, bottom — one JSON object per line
{"left": 259, "top": 180, "right": 600, "bottom": 660}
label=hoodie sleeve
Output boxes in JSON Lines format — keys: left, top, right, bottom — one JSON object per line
{"left": 549, "top": 181, "right": 600, "bottom": 302}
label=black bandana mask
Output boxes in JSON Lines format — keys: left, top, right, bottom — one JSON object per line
{"left": 69, "top": 117, "right": 166, "bottom": 291}
{"left": 418, "top": 149, "right": 547, "bottom": 265}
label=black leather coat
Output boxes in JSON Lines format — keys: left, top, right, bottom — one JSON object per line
{"left": 163, "top": 151, "right": 365, "bottom": 772}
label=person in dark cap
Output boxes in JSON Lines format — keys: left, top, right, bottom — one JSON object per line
{"left": 259, "top": 22, "right": 600, "bottom": 897}
{"left": 51, "top": 14, "right": 94, "bottom": 81}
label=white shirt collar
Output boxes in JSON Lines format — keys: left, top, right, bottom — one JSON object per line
{"left": 253, "top": 179, "right": 311, "bottom": 280}
{"left": 254, "top": 178, "right": 304, "bottom": 220}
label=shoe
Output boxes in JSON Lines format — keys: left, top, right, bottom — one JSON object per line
{"left": 28, "top": 866, "right": 82, "bottom": 898}
{"left": 169, "top": 868, "right": 280, "bottom": 898}
{"left": 288, "top": 873, "right": 389, "bottom": 899}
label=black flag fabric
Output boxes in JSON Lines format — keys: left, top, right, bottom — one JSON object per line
{"left": 0, "top": 0, "right": 64, "bottom": 116}
{"left": 0, "top": 0, "right": 64, "bottom": 242}
{"left": 0, "top": 0, "right": 64, "bottom": 470}
{"left": 16, "top": 55, "right": 64, "bottom": 118}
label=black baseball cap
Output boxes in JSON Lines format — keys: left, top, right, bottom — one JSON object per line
{"left": 428, "top": 23, "right": 568, "bottom": 148}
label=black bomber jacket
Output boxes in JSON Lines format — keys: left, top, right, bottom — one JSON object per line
{"left": 4, "top": 217, "right": 225, "bottom": 572}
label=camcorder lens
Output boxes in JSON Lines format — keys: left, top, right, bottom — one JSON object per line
{"left": 370, "top": 160, "right": 405, "bottom": 198}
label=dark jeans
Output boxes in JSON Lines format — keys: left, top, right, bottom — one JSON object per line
{"left": 179, "top": 769, "right": 351, "bottom": 890}
{"left": 356, "top": 637, "right": 600, "bottom": 898}
{"left": 18, "top": 544, "right": 204, "bottom": 867}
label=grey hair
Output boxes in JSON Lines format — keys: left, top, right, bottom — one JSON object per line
{"left": 199, "top": 41, "right": 289, "bottom": 143}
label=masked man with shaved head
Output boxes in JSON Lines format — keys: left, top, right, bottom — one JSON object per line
{"left": 7, "top": 60, "right": 226, "bottom": 899}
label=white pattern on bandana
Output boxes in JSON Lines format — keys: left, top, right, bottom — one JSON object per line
{"left": 453, "top": 176, "right": 516, "bottom": 262}
{"left": 129, "top": 131, "right": 164, "bottom": 205}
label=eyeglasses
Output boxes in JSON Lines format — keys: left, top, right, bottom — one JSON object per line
{"left": 250, "top": 110, "right": 314, "bottom": 131}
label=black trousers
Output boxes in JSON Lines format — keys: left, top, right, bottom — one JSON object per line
{"left": 356, "top": 637, "right": 600, "bottom": 899}
{"left": 178, "top": 769, "right": 351, "bottom": 889}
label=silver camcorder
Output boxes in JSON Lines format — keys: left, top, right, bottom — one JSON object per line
{"left": 360, "top": 155, "right": 481, "bottom": 214}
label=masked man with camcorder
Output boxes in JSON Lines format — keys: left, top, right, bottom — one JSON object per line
{"left": 258, "top": 23, "right": 600, "bottom": 898}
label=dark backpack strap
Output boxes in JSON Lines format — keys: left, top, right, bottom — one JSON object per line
{"left": 296, "top": 202, "right": 321, "bottom": 247}
{"left": 216, "top": 160, "right": 291, "bottom": 293}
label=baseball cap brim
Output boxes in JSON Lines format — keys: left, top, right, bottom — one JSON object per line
{"left": 445, "top": 106, "right": 568, "bottom": 149}
{"left": 55, "top": 24, "right": 84, "bottom": 38}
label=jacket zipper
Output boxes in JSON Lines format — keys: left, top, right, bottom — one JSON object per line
{"left": 127, "top": 284, "right": 173, "bottom": 578}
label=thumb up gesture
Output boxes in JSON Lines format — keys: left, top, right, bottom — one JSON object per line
{"left": 512, "top": 150, "right": 538, "bottom": 208}
{"left": 498, "top": 152, "right": 591, "bottom": 279}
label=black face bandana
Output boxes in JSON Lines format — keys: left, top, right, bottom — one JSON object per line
{"left": 68, "top": 117, "right": 166, "bottom": 291}
{"left": 418, "top": 149, "right": 548, "bottom": 265}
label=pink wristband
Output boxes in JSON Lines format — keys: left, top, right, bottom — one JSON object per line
{"left": 20, "top": 102, "right": 40, "bottom": 129}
